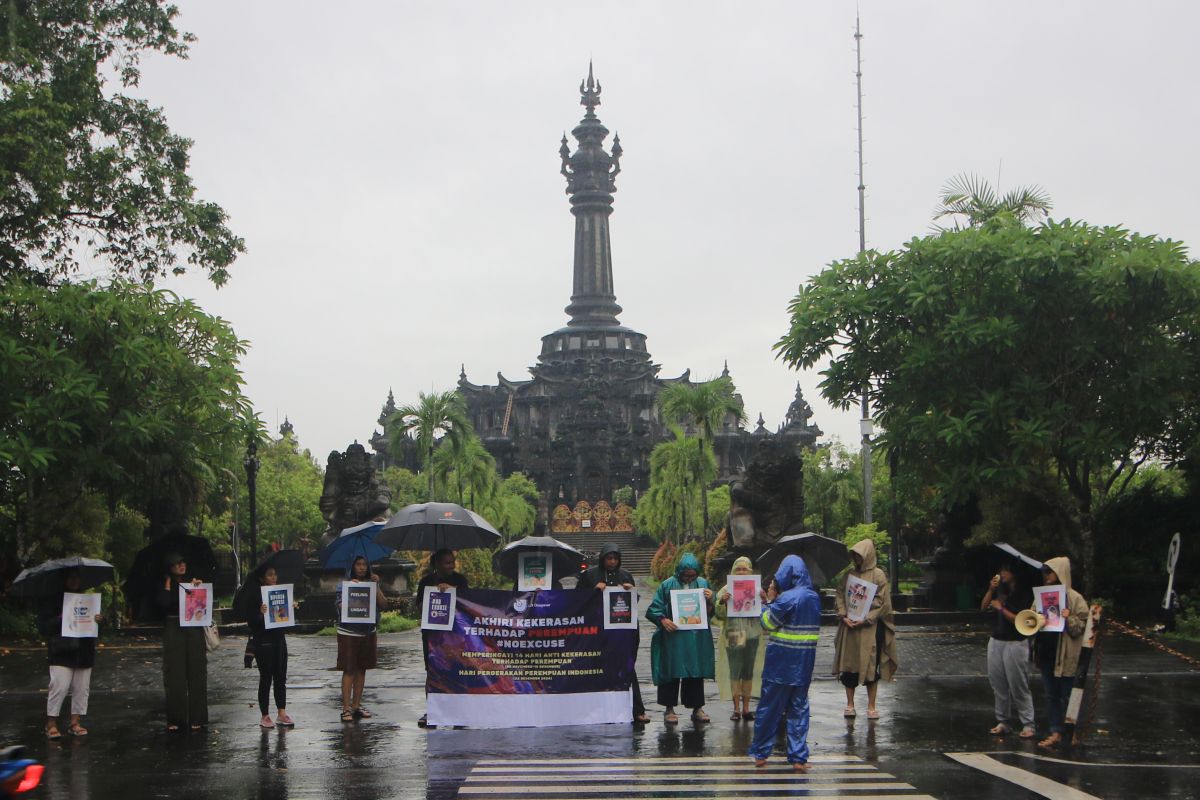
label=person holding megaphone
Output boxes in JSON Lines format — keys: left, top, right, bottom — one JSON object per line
{"left": 980, "top": 562, "right": 1035, "bottom": 738}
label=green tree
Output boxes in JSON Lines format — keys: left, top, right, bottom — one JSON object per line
{"left": 0, "top": 0, "right": 243, "bottom": 284}
{"left": 634, "top": 426, "right": 716, "bottom": 542}
{"left": 381, "top": 466, "right": 427, "bottom": 509}
{"left": 388, "top": 390, "right": 470, "bottom": 502}
{"left": 933, "top": 173, "right": 1052, "bottom": 230}
{"left": 476, "top": 472, "right": 538, "bottom": 541}
{"left": 432, "top": 433, "right": 496, "bottom": 507}
{"left": 241, "top": 433, "right": 325, "bottom": 552}
{"left": 0, "top": 278, "right": 251, "bottom": 561}
{"left": 776, "top": 216, "right": 1200, "bottom": 581}
{"left": 657, "top": 377, "right": 745, "bottom": 539}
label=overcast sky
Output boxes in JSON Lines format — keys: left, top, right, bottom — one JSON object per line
{"left": 140, "top": 1, "right": 1200, "bottom": 464}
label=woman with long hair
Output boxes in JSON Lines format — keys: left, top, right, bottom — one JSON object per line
{"left": 246, "top": 565, "right": 296, "bottom": 729}
{"left": 335, "top": 555, "right": 388, "bottom": 722}
{"left": 157, "top": 553, "right": 208, "bottom": 732}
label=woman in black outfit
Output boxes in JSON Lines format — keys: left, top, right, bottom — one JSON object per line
{"left": 157, "top": 553, "right": 208, "bottom": 732}
{"left": 247, "top": 565, "right": 295, "bottom": 729}
{"left": 416, "top": 549, "right": 469, "bottom": 727}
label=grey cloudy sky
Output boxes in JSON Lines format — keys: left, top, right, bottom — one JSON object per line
{"left": 143, "top": 1, "right": 1200, "bottom": 463}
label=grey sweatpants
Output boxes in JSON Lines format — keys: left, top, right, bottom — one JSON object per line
{"left": 987, "top": 637, "right": 1033, "bottom": 728}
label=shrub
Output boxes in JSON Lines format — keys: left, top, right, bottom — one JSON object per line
{"left": 650, "top": 542, "right": 677, "bottom": 582}
{"left": 704, "top": 529, "right": 729, "bottom": 584}
{"left": 0, "top": 605, "right": 38, "bottom": 639}
{"left": 377, "top": 611, "right": 419, "bottom": 634}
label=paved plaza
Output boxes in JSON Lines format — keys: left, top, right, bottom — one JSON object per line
{"left": 2, "top": 589, "right": 1199, "bottom": 799}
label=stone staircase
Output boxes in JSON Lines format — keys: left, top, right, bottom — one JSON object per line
{"left": 551, "top": 531, "right": 658, "bottom": 576}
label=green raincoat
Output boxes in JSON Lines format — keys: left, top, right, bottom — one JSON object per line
{"left": 646, "top": 554, "right": 716, "bottom": 684}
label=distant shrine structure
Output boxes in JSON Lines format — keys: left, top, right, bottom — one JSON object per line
{"left": 369, "top": 66, "right": 821, "bottom": 532}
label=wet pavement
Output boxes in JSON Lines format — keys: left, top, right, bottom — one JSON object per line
{"left": 3, "top": 588, "right": 1198, "bottom": 799}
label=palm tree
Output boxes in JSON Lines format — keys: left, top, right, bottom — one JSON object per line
{"left": 657, "top": 377, "right": 746, "bottom": 540}
{"left": 432, "top": 433, "right": 496, "bottom": 507}
{"left": 934, "top": 173, "right": 1052, "bottom": 229}
{"left": 388, "top": 390, "right": 471, "bottom": 501}
{"left": 642, "top": 426, "right": 716, "bottom": 543}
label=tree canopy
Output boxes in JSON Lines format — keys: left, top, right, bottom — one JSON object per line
{"left": 0, "top": 0, "right": 243, "bottom": 284}
{"left": 388, "top": 390, "right": 470, "bottom": 501}
{"left": 776, "top": 217, "right": 1200, "bottom": 572}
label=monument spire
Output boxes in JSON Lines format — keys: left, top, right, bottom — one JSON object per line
{"left": 560, "top": 63, "right": 623, "bottom": 327}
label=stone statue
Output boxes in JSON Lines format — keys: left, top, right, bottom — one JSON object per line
{"left": 318, "top": 442, "right": 391, "bottom": 545}
{"left": 727, "top": 437, "right": 806, "bottom": 551}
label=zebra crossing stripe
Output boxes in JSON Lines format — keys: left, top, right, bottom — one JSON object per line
{"left": 467, "top": 771, "right": 900, "bottom": 783}
{"left": 459, "top": 783, "right": 917, "bottom": 795}
{"left": 470, "top": 764, "right": 880, "bottom": 774}
{"left": 476, "top": 755, "right": 863, "bottom": 765}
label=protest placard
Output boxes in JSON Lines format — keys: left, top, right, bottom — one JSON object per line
{"left": 1033, "top": 584, "right": 1066, "bottom": 633}
{"left": 178, "top": 583, "right": 213, "bottom": 627}
{"left": 61, "top": 592, "right": 100, "bottom": 638}
{"left": 725, "top": 575, "right": 762, "bottom": 618}
{"left": 517, "top": 552, "right": 552, "bottom": 591}
{"left": 844, "top": 575, "right": 878, "bottom": 623}
{"left": 602, "top": 586, "right": 637, "bottom": 629}
{"left": 422, "top": 586, "right": 457, "bottom": 631}
{"left": 670, "top": 588, "right": 709, "bottom": 630}
{"left": 341, "top": 582, "right": 377, "bottom": 625}
{"left": 262, "top": 584, "right": 295, "bottom": 629}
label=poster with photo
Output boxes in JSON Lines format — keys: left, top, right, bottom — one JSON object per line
{"left": 262, "top": 584, "right": 295, "bottom": 629}
{"left": 517, "top": 552, "right": 552, "bottom": 591}
{"left": 603, "top": 586, "right": 638, "bottom": 630}
{"left": 725, "top": 575, "right": 762, "bottom": 618}
{"left": 422, "top": 586, "right": 457, "bottom": 631}
{"left": 178, "top": 583, "right": 214, "bottom": 627}
{"left": 61, "top": 592, "right": 101, "bottom": 638}
{"left": 844, "top": 575, "right": 879, "bottom": 623}
{"left": 670, "top": 588, "right": 709, "bottom": 630}
{"left": 1033, "top": 585, "right": 1066, "bottom": 633}
{"left": 341, "top": 582, "right": 377, "bottom": 625}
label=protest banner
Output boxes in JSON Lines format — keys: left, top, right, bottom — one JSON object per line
{"left": 844, "top": 575, "right": 878, "bottom": 623}
{"left": 1034, "top": 585, "right": 1066, "bottom": 633}
{"left": 262, "top": 584, "right": 295, "bottom": 629}
{"left": 602, "top": 586, "right": 637, "bottom": 630}
{"left": 425, "top": 589, "right": 637, "bottom": 728}
{"left": 341, "top": 582, "right": 377, "bottom": 625}
{"left": 517, "top": 552, "right": 552, "bottom": 591}
{"left": 179, "top": 583, "right": 213, "bottom": 627}
{"left": 725, "top": 575, "right": 762, "bottom": 618}
{"left": 422, "top": 586, "right": 457, "bottom": 631}
{"left": 61, "top": 592, "right": 100, "bottom": 638}
{"left": 670, "top": 588, "right": 709, "bottom": 630}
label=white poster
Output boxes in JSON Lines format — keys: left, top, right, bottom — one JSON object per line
{"left": 341, "top": 582, "right": 377, "bottom": 625}
{"left": 845, "top": 575, "right": 878, "bottom": 623}
{"left": 61, "top": 592, "right": 100, "bottom": 638}
{"left": 262, "top": 584, "right": 296, "bottom": 629}
{"left": 725, "top": 575, "right": 763, "bottom": 618}
{"left": 178, "top": 582, "right": 214, "bottom": 627}
{"left": 670, "top": 588, "right": 709, "bottom": 631}
{"left": 421, "top": 585, "right": 457, "bottom": 631}
{"left": 517, "top": 552, "right": 552, "bottom": 591}
{"left": 1033, "top": 584, "right": 1066, "bottom": 633}
{"left": 602, "top": 586, "right": 638, "bottom": 630}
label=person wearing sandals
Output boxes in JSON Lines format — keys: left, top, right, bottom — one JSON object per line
{"left": 714, "top": 556, "right": 764, "bottom": 722}
{"left": 832, "top": 538, "right": 897, "bottom": 720}
{"left": 981, "top": 561, "right": 1035, "bottom": 739}
{"left": 335, "top": 556, "right": 388, "bottom": 722}
{"left": 157, "top": 553, "right": 209, "bottom": 732}
{"left": 37, "top": 568, "right": 102, "bottom": 739}
{"left": 246, "top": 564, "right": 297, "bottom": 729}
{"left": 1032, "top": 556, "right": 1089, "bottom": 750}
{"left": 416, "top": 549, "right": 469, "bottom": 728}
{"left": 646, "top": 553, "right": 715, "bottom": 725}
{"left": 749, "top": 555, "right": 821, "bottom": 772}
{"left": 578, "top": 543, "right": 650, "bottom": 725}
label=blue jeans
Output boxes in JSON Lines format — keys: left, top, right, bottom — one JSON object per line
{"left": 748, "top": 681, "right": 811, "bottom": 764}
{"left": 1040, "top": 662, "right": 1075, "bottom": 734}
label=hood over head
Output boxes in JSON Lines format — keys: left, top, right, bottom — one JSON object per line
{"left": 731, "top": 555, "right": 753, "bottom": 574}
{"left": 774, "top": 554, "right": 813, "bottom": 592}
{"left": 675, "top": 553, "right": 701, "bottom": 581}
{"left": 850, "top": 538, "right": 877, "bottom": 572}
{"left": 598, "top": 542, "right": 622, "bottom": 564}
{"left": 1043, "top": 556, "right": 1073, "bottom": 592}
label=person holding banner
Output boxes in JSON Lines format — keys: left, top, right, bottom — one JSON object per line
{"left": 416, "top": 549, "right": 469, "bottom": 728}
{"left": 1032, "top": 556, "right": 1089, "bottom": 749}
{"left": 335, "top": 555, "right": 389, "bottom": 722}
{"left": 832, "top": 539, "right": 897, "bottom": 720}
{"left": 37, "top": 569, "right": 102, "bottom": 739}
{"left": 156, "top": 553, "right": 208, "bottom": 732}
{"left": 246, "top": 565, "right": 296, "bottom": 729}
{"left": 578, "top": 542, "right": 649, "bottom": 724}
{"left": 749, "top": 555, "right": 821, "bottom": 772}
{"left": 646, "top": 553, "right": 715, "bottom": 725}
{"left": 714, "top": 556, "right": 764, "bottom": 721}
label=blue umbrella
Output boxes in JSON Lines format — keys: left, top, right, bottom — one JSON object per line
{"left": 317, "top": 521, "right": 395, "bottom": 570}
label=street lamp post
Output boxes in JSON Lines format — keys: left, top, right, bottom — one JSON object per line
{"left": 244, "top": 438, "right": 259, "bottom": 569}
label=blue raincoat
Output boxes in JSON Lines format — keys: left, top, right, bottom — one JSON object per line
{"left": 748, "top": 554, "right": 821, "bottom": 765}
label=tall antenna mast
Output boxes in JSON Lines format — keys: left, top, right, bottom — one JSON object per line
{"left": 855, "top": 12, "right": 874, "bottom": 525}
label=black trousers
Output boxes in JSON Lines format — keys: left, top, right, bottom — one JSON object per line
{"left": 657, "top": 677, "right": 705, "bottom": 710}
{"left": 255, "top": 638, "right": 288, "bottom": 715}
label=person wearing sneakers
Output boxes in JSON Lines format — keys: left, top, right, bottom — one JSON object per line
{"left": 832, "top": 538, "right": 897, "bottom": 720}
{"left": 748, "top": 555, "right": 821, "bottom": 772}
{"left": 646, "top": 553, "right": 715, "bottom": 725}
{"left": 1032, "top": 556, "right": 1089, "bottom": 749}
{"left": 246, "top": 564, "right": 297, "bottom": 730}
{"left": 980, "top": 561, "right": 1035, "bottom": 739}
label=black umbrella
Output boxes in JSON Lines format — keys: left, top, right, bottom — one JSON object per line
{"left": 10, "top": 556, "right": 115, "bottom": 599}
{"left": 232, "top": 549, "right": 305, "bottom": 622}
{"left": 758, "top": 532, "right": 851, "bottom": 586}
{"left": 375, "top": 502, "right": 502, "bottom": 552}
{"left": 123, "top": 534, "right": 219, "bottom": 621}
{"left": 492, "top": 536, "right": 586, "bottom": 583}
{"left": 990, "top": 542, "right": 1044, "bottom": 586}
